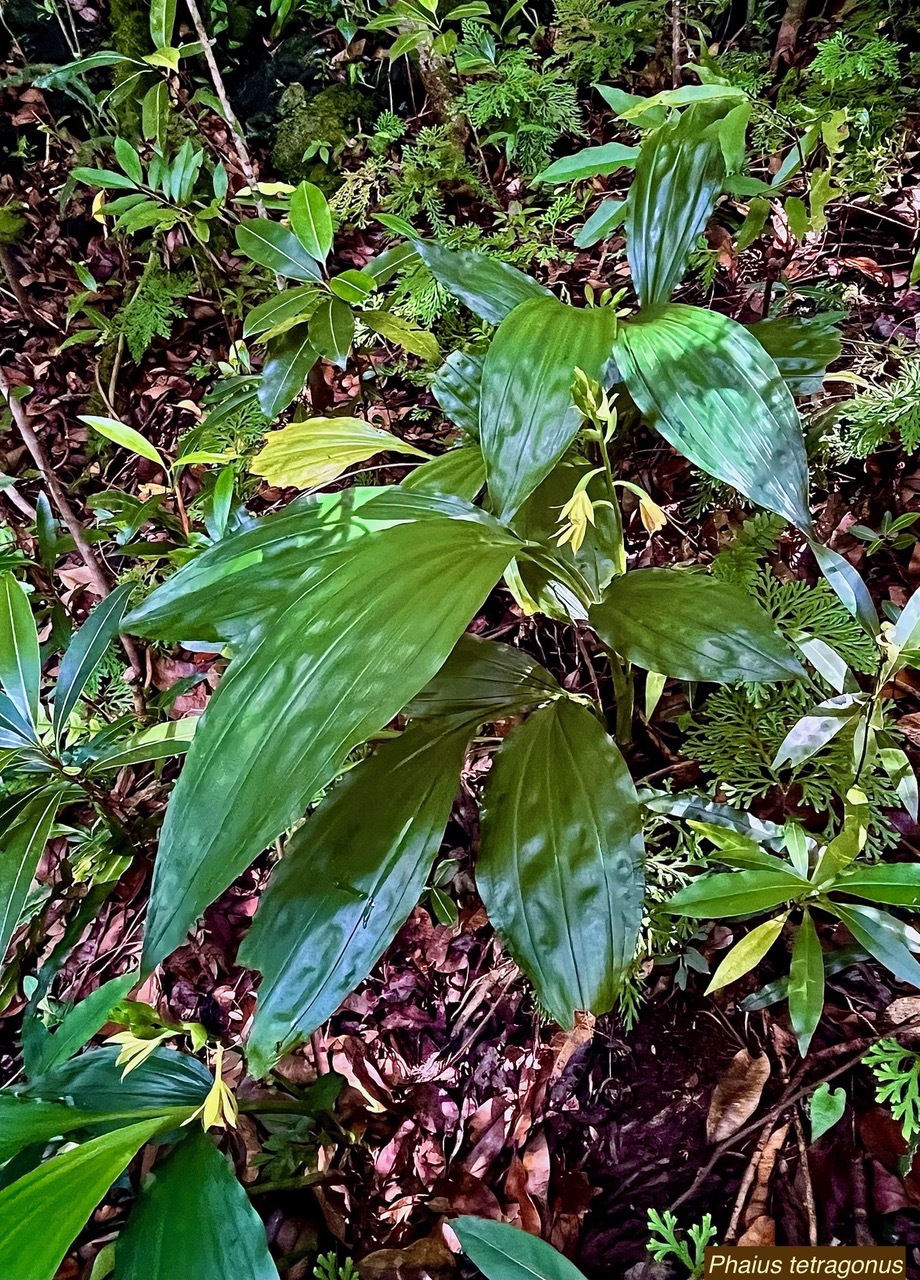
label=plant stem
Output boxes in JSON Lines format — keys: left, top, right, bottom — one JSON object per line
{"left": 608, "top": 651, "right": 634, "bottom": 745}
{"left": 183, "top": 0, "right": 268, "bottom": 218}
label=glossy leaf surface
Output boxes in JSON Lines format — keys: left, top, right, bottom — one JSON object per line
{"left": 126, "top": 489, "right": 517, "bottom": 964}
{"left": 242, "top": 721, "right": 469, "bottom": 1075}
{"left": 615, "top": 305, "right": 811, "bottom": 529}
{"left": 251, "top": 417, "right": 427, "bottom": 490}
{"left": 235, "top": 220, "right": 322, "bottom": 282}
{"left": 0, "top": 572, "right": 40, "bottom": 728}
{"left": 477, "top": 699, "right": 644, "bottom": 1026}
{"left": 454, "top": 1216, "right": 587, "bottom": 1280}
{"left": 53, "top": 584, "right": 133, "bottom": 742}
{"left": 115, "top": 1132, "right": 279, "bottom": 1280}
{"left": 480, "top": 297, "right": 618, "bottom": 521}
{"left": 401, "top": 237, "right": 549, "bottom": 325}
{"left": 406, "top": 632, "right": 560, "bottom": 725}
{"left": 590, "top": 569, "right": 804, "bottom": 683}
{"left": 665, "top": 868, "right": 809, "bottom": 918}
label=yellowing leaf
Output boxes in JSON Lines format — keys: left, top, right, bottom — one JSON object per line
{"left": 707, "top": 913, "right": 788, "bottom": 994}
{"left": 250, "top": 418, "right": 429, "bottom": 490}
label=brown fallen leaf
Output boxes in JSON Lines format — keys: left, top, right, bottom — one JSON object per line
{"left": 358, "top": 1235, "right": 456, "bottom": 1280}
{"left": 707, "top": 1049, "right": 771, "bottom": 1144}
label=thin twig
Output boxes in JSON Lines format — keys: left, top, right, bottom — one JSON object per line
{"left": 0, "top": 374, "right": 146, "bottom": 691}
{"left": 183, "top": 0, "right": 268, "bottom": 218}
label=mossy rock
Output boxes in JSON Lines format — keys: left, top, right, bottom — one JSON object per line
{"left": 271, "top": 83, "right": 371, "bottom": 190}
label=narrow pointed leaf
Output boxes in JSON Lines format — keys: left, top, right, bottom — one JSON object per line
{"left": 242, "top": 721, "right": 469, "bottom": 1075}
{"left": 665, "top": 868, "right": 810, "bottom": 918}
{"left": 809, "top": 539, "right": 879, "bottom": 637}
{"left": 536, "top": 142, "right": 638, "bottom": 184}
{"left": 243, "top": 287, "right": 317, "bottom": 339}
{"left": 235, "top": 219, "right": 322, "bottom": 282}
{"left": 481, "top": 297, "right": 618, "bottom": 521}
{"left": 80, "top": 416, "right": 166, "bottom": 470}
{"left": 830, "top": 902, "right": 920, "bottom": 989}
{"left": 309, "top": 296, "right": 353, "bottom": 369}
{"left": 26, "top": 970, "right": 139, "bottom": 1075}
{"left": 477, "top": 699, "right": 644, "bottom": 1027}
{"left": 454, "top": 1216, "right": 588, "bottom": 1280}
{"left": 53, "top": 584, "right": 132, "bottom": 742}
{"left": 615, "top": 305, "right": 812, "bottom": 529}
{"left": 432, "top": 349, "right": 484, "bottom": 436}
{"left": 789, "top": 908, "right": 823, "bottom": 1055}
{"left": 85, "top": 718, "right": 196, "bottom": 773}
{"left": 258, "top": 326, "right": 317, "bottom": 418}
{"left": 115, "top": 1132, "right": 279, "bottom": 1280}
{"left": 401, "top": 236, "right": 549, "bottom": 324}
{"left": 771, "top": 694, "right": 863, "bottom": 769}
{"left": 0, "top": 1116, "right": 170, "bottom": 1280}
{"left": 575, "top": 197, "right": 626, "bottom": 249}
{"left": 1, "top": 789, "right": 63, "bottom": 960}
{"left": 126, "top": 489, "right": 517, "bottom": 964}
{"left": 0, "top": 573, "right": 40, "bottom": 728}
{"left": 707, "top": 915, "right": 787, "bottom": 993}
{"left": 626, "top": 101, "right": 726, "bottom": 307}
{"left": 590, "top": 569, "right": 804, "bottom": 683}
{"left": 748, "top": 314, "right": 842, "bottom": 395}
{"left": 833, "top": 863, "right": 920, "bottom": 907}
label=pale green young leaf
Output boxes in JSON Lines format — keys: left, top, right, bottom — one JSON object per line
{"left": 80, "top": 416, "right": 166, "bottom": 471}
{"left": 706, "top": 914, "right": 787, "bottom": 993}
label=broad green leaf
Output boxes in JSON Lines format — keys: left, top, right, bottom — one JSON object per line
{"left": 289, "top": 181, "right": 333, "bottom": 262}
{"left": 360, "top": 309, "right": 440, "bottom": 363}
{"left": 481, "top": 296, "right": 618, "bottom": 521}
{"left": 366, "top": 242, "right": 419, "bottom": 284}
{"left": 575, "top": 197, "right": 626, "bottom": 249}
{"left": 115, "top": 1132, "right": 279, "bottom": 1280}
{"left": 71, "top": 167, "right": 139, "bottom": 190}
{"left": 789, "top": 909, "right": 823, "bottom": 1055}
{"left": 399, "top": 236, "right": 550, "bottom": 325}
{"left": 626, "top": 102, "right": 727, "bottom": 307}
{"left": 535, "top": 142, "right": 638, "bottom": 184}
{"left": 243, "top": 287, "right": 317, "bottom": 339}
{"left": 86, "top": 718, "right": 196, "bottom": 773}
{"left": 0, "top": 1116, "right": 170, "bottom": 1280}
{"left": 432, "top": 349, "right": 484, "bottom": 436}
{"left": 401, "top": 446, "right": 485, "bottom": 501}
{"left": 149, "top": 0, "right": 176, "bottom": 47}
{"left": 242, "top": 721, "right": 469, "bottom": 1075}
{"left": 810, "top": 1082, "right": 846, "bottom": 1141}
{"left": 80, "top": 416, "right": 166, "bottom": 471}
{"left": 665, "top": 868, "right": 810, "bottom": 918}
{"left": 405, "top": 632, "right": 560, "bottom": 724}
{"left": 615, "top": 305, "right": 812, "bottom": 529}
{"left": 748, "top": 314, "right": 842, "bottom": 396}
{"left": 0, "top": 572, "right": 40, "bottom": 727}
{"left": 707, "top": 914, "right": 787, "bottom": 993}
{"left": 308, "top": 297, "right": 354, "bottom": 369}
{"left": 0, "top": 1095, "right": 137, "bottom": 1165}
{"left": 23, "top": 1046, "right": 212, "bottom": 1111}
{"left": 126, "top": 489, "right": 517, "bottom": 964}
{"left": 1, "top": 790, "right": 63, "bottom": 960}
{"left": 590, "top": 569, "right": 804, "bottom": 683}
{"left": 26, "top": 970, "right": 139, "bottom": 1075}
{"left": 454, "top": 1216, "right": 588, "bottom": 1280}
{"left": 327, "top": 269, "right": 376, "bottom": 305}
{"left": 235, "top": 220, "right": 322, "bottom": 282}
{"left": 879, "top": 747, "right": 919, "bottom": 821}
{"left": 0, "top": 689, "right": 36, "bottom": 747}
{"left": 251, "top": 417, "right": 428, "bottom": 490}
{"left": 833, "top": 863, "right": 920, "bottom": 908}
{"left": 827, "top": 902, "right": 920, "bottom": 989}
{"left": 53, "top": 584, "right": 133, "bottom": 744}
{"left": 113, "top": 138, "right": 143, "bottom": 186}
{"left": 620, "top": 83, "right": 746, "bottom": 118}
{"left": 258, "top": 326, "right": 317, "bottom": 418}
{"left": 894, "top": 583, "right": 920, "bottom": 651}
{"left": 809, "top": 539, "right": 879, "bottom": 637}
{"left": 477, "top": 699, "right": 644, "bottom": 1026}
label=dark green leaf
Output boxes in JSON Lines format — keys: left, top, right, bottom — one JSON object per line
{"left": 241, "top": 721, "right": 469, "bottom": 1075}
{"left": 1, "top": 790, "right": 63, "bottom": 960}
{"left": 126, "top": 489, "right": 517, "bottom": 964}
{"left": 512, "top": 462, "right": 622, "bottom": 599}
{"left": 664, "top": 868, "right": 810, "bottom": 918}
{"left": 626, "top": 102, "right": 727, "bottom": 308}
{"left": 0, "top": 572, "right": 40, "bottom": 728}
{"left": 289, "top": 181, "right": 333, "bottom": 262}
{"left": 406, "top": 632, "right": 560, "bottom": 724}
{"left": 590, "top": 569, "right": 804, "bottom": 683}
{"left": 477, "top": 698, "right": 644, "bottom": 1026}
{"left": 575, "top": 198, "right": 626, "bottom": 249}
{"left": 535, "top": 143, "right": 638, "bottom": 184}
{"left": 0, "top": 1117, "right": 170, "bottom": 1280}
{"left": 243, "top": 287, "right": 316, "bottom": 339}
{"left": 258, "top": 326, "right": 317, "bottom": 418}
{"left": 115, "top": 1132, "right": 279, "bottom": 1280}
{"left": 481, "top": 297, "right": 618, "bottom": 521}
{"left": 25, "top": 971, "right": 139, "bottom": 1076}
{"left": 71, "top": 167, "right": 139, "bottom": 190}
{"left": 402, "top": 237, "right": 550, "bottom": 325}
{"left": 615, "top": 304, "right": 812, "bottom": 529}
{"left": 23, "top": 1046, "right": 212, "bottom": 1111}
{"left": 400, "top": 446, "right": 485, "bottom": 501}
{"left": 328, "top": 269, "right": 376, "bottom": 305}
{"left": 810, "top": 1082, "right": 846, "bottom": 1141}
{"left": 432, "top": 349, "right": 484, "bottom": 437}
{"left": 53, "top": 584, "right": 132, "bottom": 744}
{"left": 235, "top": 220, "right": 322, "bottom": 282}
{"left": 829, "top": 902, "right": 920, "bottom": 988}
{"left": 454, "top": 1216, "right": 588, "bottom": 1280}
{"left": 808, "top": 539, "right": 879, "bottom": 637}
{"left": 789, "top": 908, "right": 823, "bottom": 1055}
{"left": 747, "top": 314, "right": 842, "bottom": 396}
{"left": 832, "top": 863, "right": 920, "bottom": 908}
{"left": 309, "top": 297, "right": 354, "bottom": 369}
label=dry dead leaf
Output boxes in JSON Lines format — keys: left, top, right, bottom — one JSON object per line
{"left": 744, "top": 1124, "right": 789, "bottom": 1227}
{"left": 706, "top": 1049, "right": 771, "bottom": 1144}
{"left": 737, "top": 1215, "right": 775, "bottom": 1246}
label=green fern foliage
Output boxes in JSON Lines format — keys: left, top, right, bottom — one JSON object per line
{"left": 810, "top": 31, "right": 902, "bottom": 86}
{"left": 826, "top": 358, "right": 920, "bottom": 459}
{"left": 116, "top": 262, "right": 195, "bottom": 362}
{"left": 551, "top": 0, "right": 666, "bottom": 84}
{"left": 864, "top": 1038, "right": 920, "bottom": 1145}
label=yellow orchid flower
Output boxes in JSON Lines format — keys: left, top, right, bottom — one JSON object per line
{"left": 184, "top": 1045, "right": 239, "bottom": 1132}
